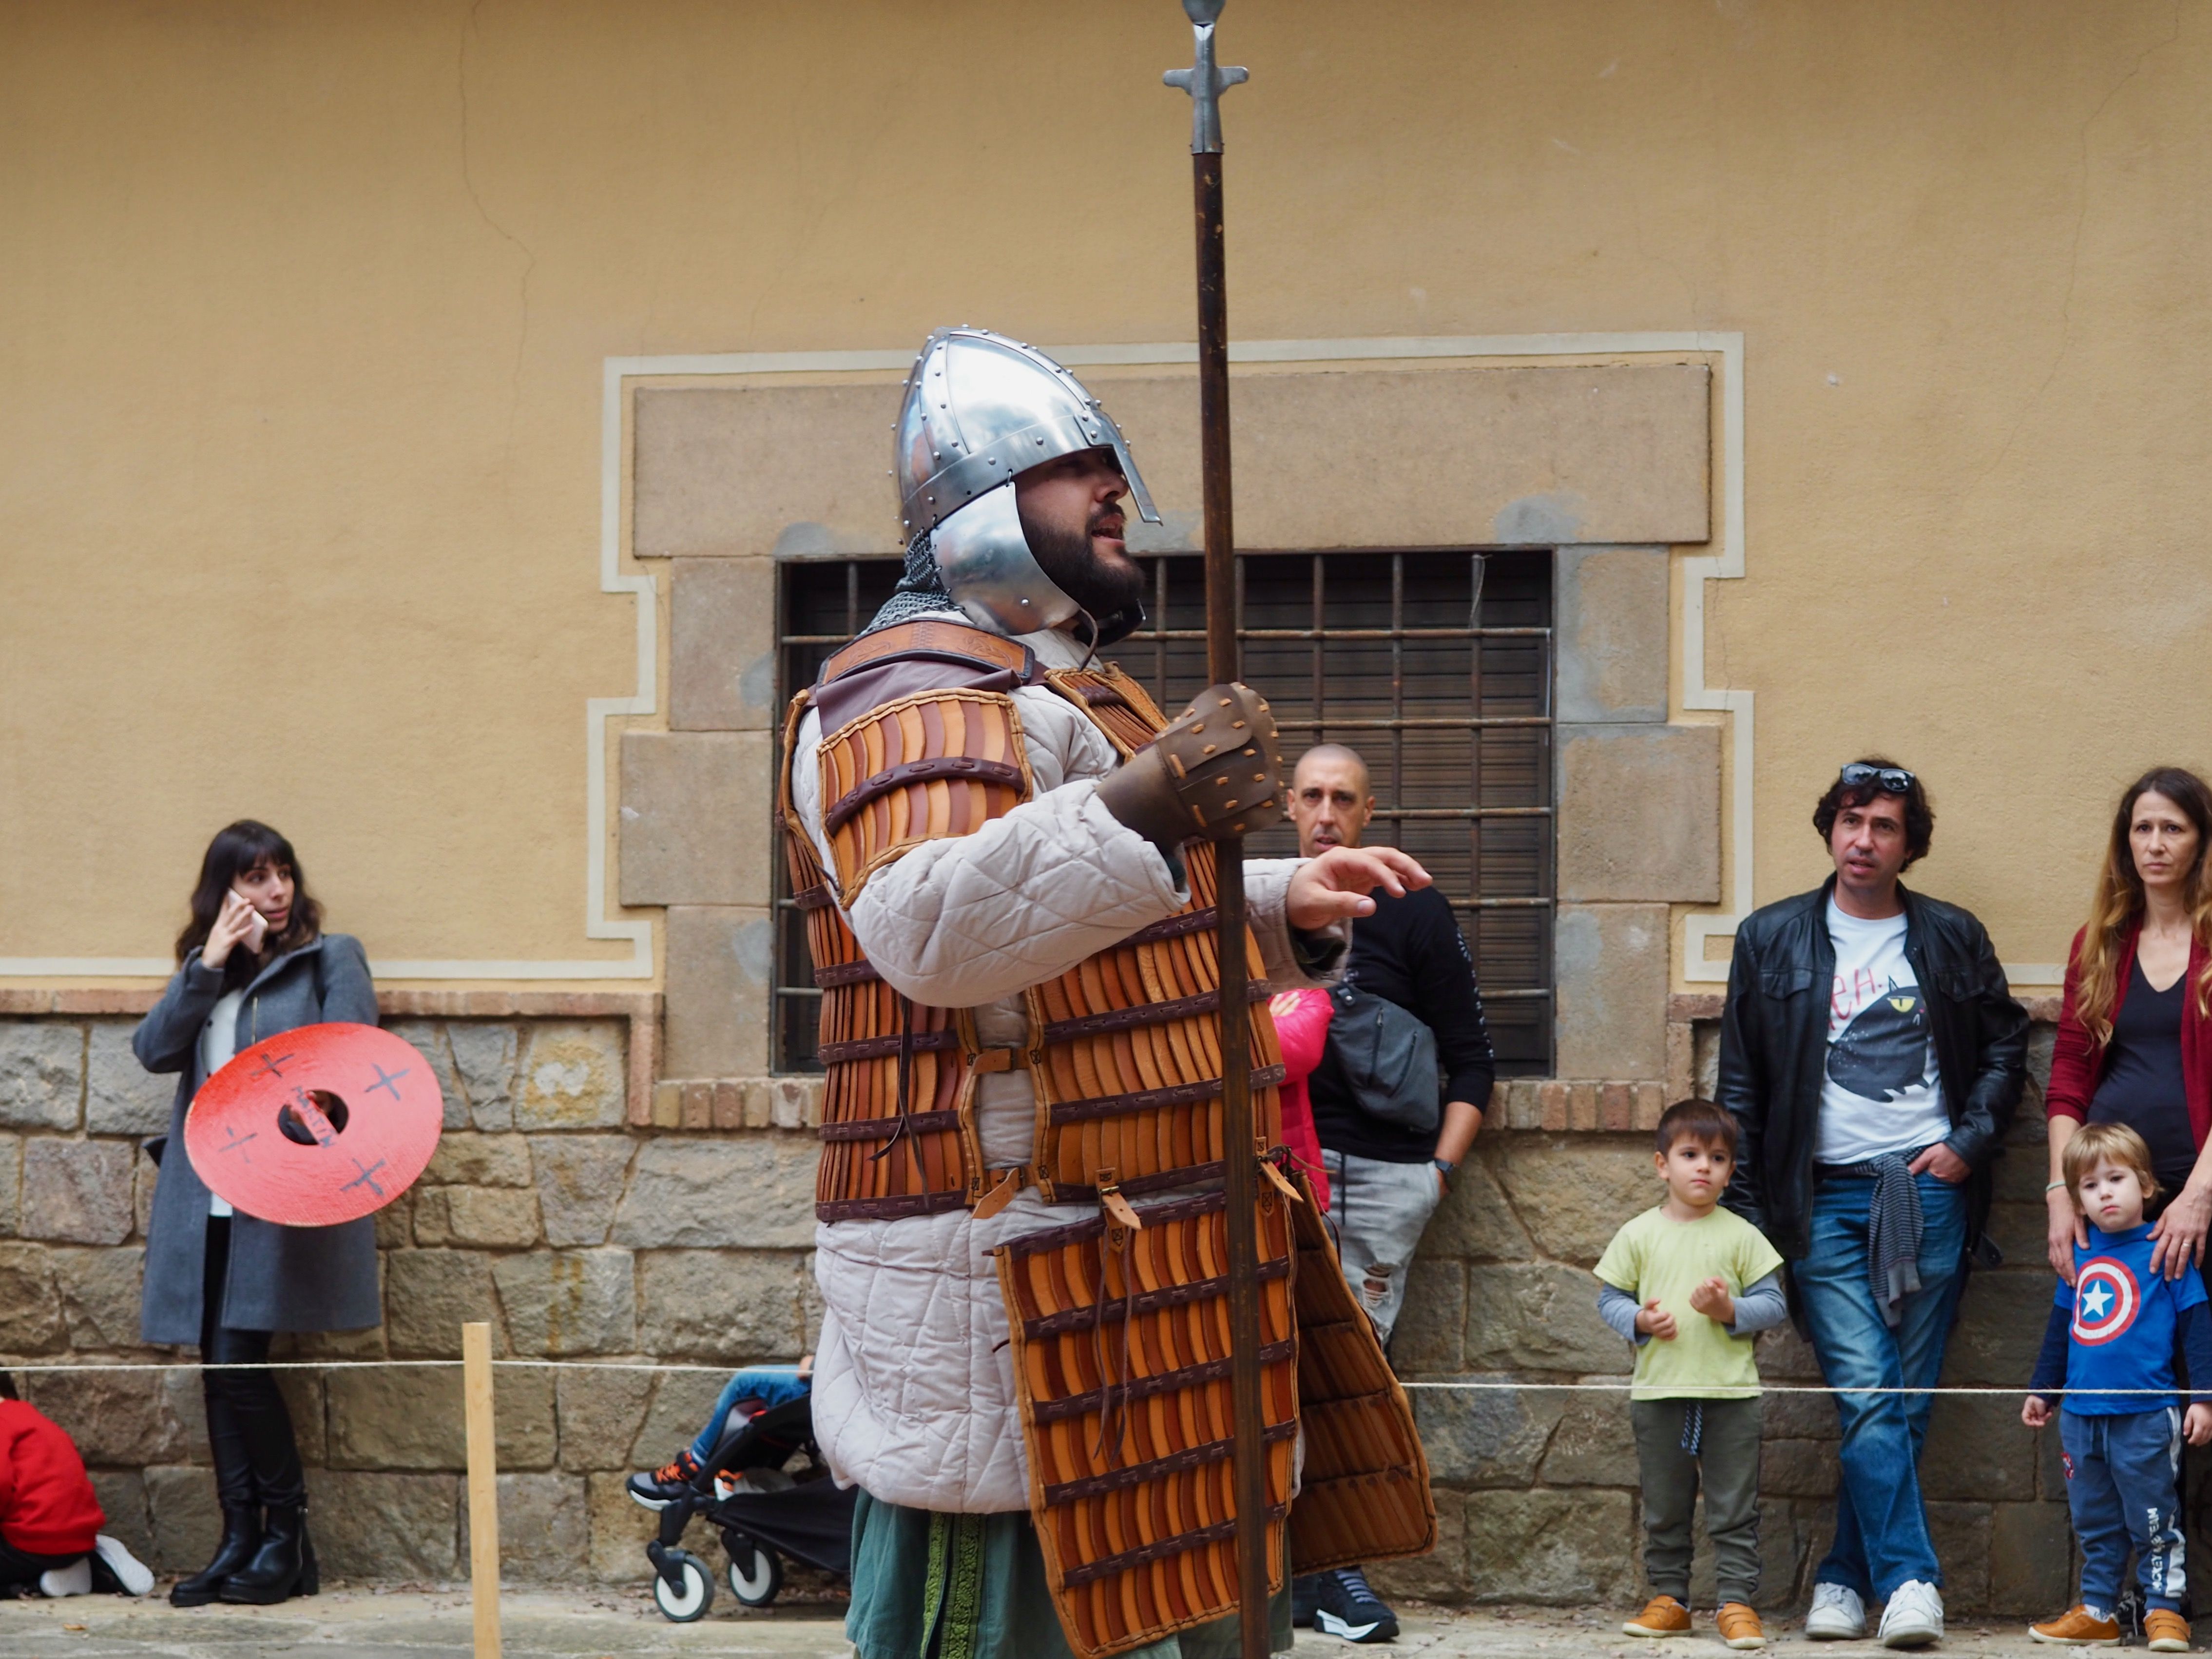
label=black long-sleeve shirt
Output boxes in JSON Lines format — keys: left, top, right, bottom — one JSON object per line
{"left": 1309, "top": 885, "right": 1495, "bottom": 1163}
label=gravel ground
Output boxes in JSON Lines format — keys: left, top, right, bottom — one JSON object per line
{"left": 0, "top": 1589, "right": 2103, "bottom": 1659}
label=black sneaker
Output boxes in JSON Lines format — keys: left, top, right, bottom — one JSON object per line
{"left": 624, "top": 1448, "right": 702, "bottom": 1510}
{"left": 1310, "top": 1565, "right": 1398, "bottom": 1643}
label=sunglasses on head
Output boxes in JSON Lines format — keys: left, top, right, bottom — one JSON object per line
{"left": 1839, "top": 763, "right": 1915, "bottom": 793}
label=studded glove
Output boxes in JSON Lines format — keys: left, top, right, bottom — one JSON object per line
{"left": 1096, "top": 682, "right": 1284, "bottom": 851}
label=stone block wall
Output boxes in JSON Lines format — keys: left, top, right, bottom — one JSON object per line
{"left": 0, "top": 996, "right": 2099, "bottom": 1610}
{"left": 1371, "top": 1003, "right": 2091, "bottom": 1617}
{"left": 0, "top": 1006, "right": 828, "bottom": 1588}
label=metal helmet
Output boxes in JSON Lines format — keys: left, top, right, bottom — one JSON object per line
{"left": 895, "top": 327, "right": 1159, "bottom": 636}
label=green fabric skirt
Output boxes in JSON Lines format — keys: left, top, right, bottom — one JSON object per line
{"left": 845, "top": 1491, "right": 1291, "bottom": 1659}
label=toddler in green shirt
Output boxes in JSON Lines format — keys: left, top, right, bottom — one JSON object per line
{"left": 1595, "top": 1098, "right": 1787, "bottom": 1650}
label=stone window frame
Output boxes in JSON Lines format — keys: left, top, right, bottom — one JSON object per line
{"left": 766, "top": 546, "right": 1560, "bottom": 1076}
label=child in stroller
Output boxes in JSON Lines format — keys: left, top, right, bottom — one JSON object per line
{"left": 626, "top": 1357, "right": 856, "bottom": 1621}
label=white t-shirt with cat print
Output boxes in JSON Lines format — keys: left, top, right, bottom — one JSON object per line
{"left": 1816, "top": 899, "right": 1950, "bottom": 1165}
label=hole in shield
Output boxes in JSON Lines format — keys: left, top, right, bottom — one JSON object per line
{"left": 277, "top": 1090, "right": 350, "bottom": 1146}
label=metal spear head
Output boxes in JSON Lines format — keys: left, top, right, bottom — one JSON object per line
{"left": 1163, "top": 2, "right": 1248, "bottom": 154}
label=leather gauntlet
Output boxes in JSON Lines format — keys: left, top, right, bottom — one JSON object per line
{"left": 1096, "top": 682, "right": 1284, "bottom": 850}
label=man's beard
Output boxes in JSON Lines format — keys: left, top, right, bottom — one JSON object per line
{"left": 1018, "top": 502, "right": 1147, "bottom": 621}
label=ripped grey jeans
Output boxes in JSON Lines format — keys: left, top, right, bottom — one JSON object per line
{"left": 1320, "top": 1150, "right": 1444, "bottom": 1345}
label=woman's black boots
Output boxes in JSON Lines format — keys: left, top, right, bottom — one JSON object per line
{"left": 169, "top": 1506, "right": 260, "bottom": 1607}
{"left": 219, "top": 1504, "right": 315, "bottom": 1604}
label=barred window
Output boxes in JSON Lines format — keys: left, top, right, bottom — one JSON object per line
{"left": 774, "top": 550, "right": 1554, "bottom": 1075}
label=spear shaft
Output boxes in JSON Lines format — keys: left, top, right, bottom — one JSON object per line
{"left": 1166, "top": 12, "right": 1268, "bottom": 1658}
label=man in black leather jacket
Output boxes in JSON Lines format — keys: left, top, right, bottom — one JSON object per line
{"left": 1718, "top": 761, "right": 2027, "bottom": 1647}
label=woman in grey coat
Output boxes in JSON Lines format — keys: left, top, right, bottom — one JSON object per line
{"left": 135, "top": 821, "right": 379, "bottom": 1608}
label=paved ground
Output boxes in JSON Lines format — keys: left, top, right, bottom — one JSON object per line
{"left": 0, "top": 1591, "right": 2097, "bottom": 1659}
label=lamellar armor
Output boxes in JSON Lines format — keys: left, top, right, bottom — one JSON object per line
{"left": 779, "top": 336, "right": 1432, "bottom": 1659}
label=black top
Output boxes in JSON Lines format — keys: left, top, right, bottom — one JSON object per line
{"left": 1309, "top": 885, "right": 1495, "bottom": 1163}
{"left": 2089, "top": 954, "right": 2194, "bottom": 1192}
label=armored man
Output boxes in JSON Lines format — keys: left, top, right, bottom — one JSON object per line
{"left": 779, "top": 330, "right": 1434, "bottom": 1659}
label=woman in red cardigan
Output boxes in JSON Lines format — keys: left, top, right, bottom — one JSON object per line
{"left": 2045, "top": 767, "right": 2212, "bottom": 1284}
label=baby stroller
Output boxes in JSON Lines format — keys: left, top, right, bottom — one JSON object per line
{"left": 645, "top": 1392, "right": 857, "bottom": 1621}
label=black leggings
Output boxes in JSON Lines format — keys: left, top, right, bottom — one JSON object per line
{"left": 200, "top": 1218, "right": 305, "bottom": 1509}
{"left": 0, "top": 1537, "right": 80, "bottom": 1596}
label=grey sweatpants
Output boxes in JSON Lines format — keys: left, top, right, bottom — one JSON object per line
{"left": 1320, "top": 1150, "right": 1443, "bottom": 1344}
{"left": 1630, "top": 1396, "right": 1763, "bottom": 1606}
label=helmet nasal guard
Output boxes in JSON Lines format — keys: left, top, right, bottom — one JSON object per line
{"left": 895, "top": 328, "right": 1160, "bottom": 637}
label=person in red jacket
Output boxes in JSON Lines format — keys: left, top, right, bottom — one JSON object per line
{"left": 2044, "top": 768, "right": 2212, "bottom": 1288}
{"left": 0, "top": 1393, "right": 151, "bottom": 1599}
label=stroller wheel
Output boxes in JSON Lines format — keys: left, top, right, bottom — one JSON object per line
{"left": 651, "top": 1549, "right": 714, "bottom": 1622}
{"left": 726, "top": 1539, "right": 783, "bottom": 1607}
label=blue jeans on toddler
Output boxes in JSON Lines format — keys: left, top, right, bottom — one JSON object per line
{"left": 1791, "top": 1169, "right": 1967, "bottom": 1601}
{"left": 2061, "top": 1408, "right": 2187, "bottom": 1612}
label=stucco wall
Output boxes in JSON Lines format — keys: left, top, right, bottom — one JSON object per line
{"left": 6, "top": 0, "right": 2208, "bottom": 988}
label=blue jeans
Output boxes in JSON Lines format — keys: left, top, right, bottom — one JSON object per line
{"left": 686, "top": 1368, "right": 810, "bottom": 1463}
{"left": 2061, "top": 1408, "right": 2188, "bottom": 1612}
{"left": 1792, "top": 1170, "right": 1967, "bottom": 1601}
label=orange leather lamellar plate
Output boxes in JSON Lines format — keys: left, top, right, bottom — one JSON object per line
{"left": 780, "top": 690, "right": 981, "bottom": 1224}
{"left": 1282, "top": 1168, "right": 1436, "bottom": 1574}
{"left": 998, "top": 1189, "right": 1298, "bottom": 1659}
{"left": 817, "top": 688, "right": 1033, "bottom": 908}
{"left": 1043, "top": 665, "right": 1172, "bottom": 760}
{"left": 1033, "top": 843, "right": 1285, "bottom": 1206}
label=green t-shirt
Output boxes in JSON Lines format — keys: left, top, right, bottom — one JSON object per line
{"left": 1593, "top": 1205, "right": 1785, "bottom": 1401}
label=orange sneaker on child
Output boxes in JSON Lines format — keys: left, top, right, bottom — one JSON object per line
{"left": 1624, "top": 1596, "right": 1692, "bottom": 1638}
{"left": 2145, "top": 1609, "right": 2191, "bottom": 1653}
{"left": 1716, "top": 1603, "right": 1766, "bottom": 1649}
{"left": 2028, "top": 1604, "right": 2119, "bottom": 1646}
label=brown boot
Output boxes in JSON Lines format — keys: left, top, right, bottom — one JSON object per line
{"left": 2146, "top": 1609, "right": 2191, "bottom": 1653}
{"left": 1624, "top": 1595, "right": 1692, "bottom": 1638}
{"left": 1716, "top": 1603, "right": 1766, "bottom": 1649}
{"left": 2029, "top": 1604, "right": 2120, "bottom": 1646}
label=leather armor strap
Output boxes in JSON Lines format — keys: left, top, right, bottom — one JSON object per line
{"left": 1018, "top": 1256, "right": 1291, "bottom": 1339}
{"left": 1046, "top": 1065, "right": 1286, "bottom": 1127}
{"left": 1027, "top": 1340, "right": 1296, "bottom": 1425}
{"left": 1060, "top": 1506, "right": 1289, "bottom": 1591}
{"left": 815, "top": 618, "right": 1035, "bottom": 687}
{"left": 1045, "top": 1161, "right": 1226, "bottom": 1206}
{"left": 793, "top": 882, "right": 836, "bottom": 910}
{"left": 812, "top": 959, "right": 880, "bottom": 987}
{"left": 817, "top": 1108, "right": 963, "bottom": 1142}
{"left": 824, "top": 754, "right": 1027, "bottom": 835}
{"left": 1005, "top": 1187, "right": 1229, "bottom": 1254}
{"left": 1121, "top": 906, "right": 1218, "bottom": 945}
{"left": 1043, "top": 1420, "right": 1297, "bottom": 1506}
{"left": 816, "top": 1189, "right": 972, "bottom": 1223}
{"left": 815, "top": 1028, "right": 962, "bottom": 1065}
{"left": 1040, "top": 982, "right": 1269, "bottom": 1044}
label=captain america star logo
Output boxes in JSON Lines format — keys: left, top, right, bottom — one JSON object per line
{"left": 2071, "top": 1257, "right": 2141, "bottom": 1345}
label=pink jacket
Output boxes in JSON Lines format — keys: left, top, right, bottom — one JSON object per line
{"left": 1270, "top": 988, "right": 1334, "bottom": 1212}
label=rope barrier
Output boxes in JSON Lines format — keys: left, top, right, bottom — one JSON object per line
{"left": 0, "top": 1356, "right": 2157, "bottom": 1395}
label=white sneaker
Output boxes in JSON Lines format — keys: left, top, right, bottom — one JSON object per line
{"left": 93, "top": 1534, "right": 154, "bottom": 1597}
{"left": 36, "top": 1557, "right": 92, "bottom": 1598}
{"left": 1806, "top": 1582, "right": 1867, "bottom": 1640}
{"left": 1879, "top": 1580, "right": 1944, "bottom": 1649}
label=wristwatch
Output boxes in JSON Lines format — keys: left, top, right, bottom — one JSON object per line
{"left": 1433, "top": 1157, "right": 1457, "bottom": 1184}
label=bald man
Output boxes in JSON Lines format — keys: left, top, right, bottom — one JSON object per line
{"left": 1286, "top": 745, "right": 1496, "bottom": 1642}
{"left": 1287, "top": 743, "right": 1495, "bottom": 1335}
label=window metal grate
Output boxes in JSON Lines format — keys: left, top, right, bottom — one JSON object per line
{"left": 774, "top": 550, "right": 1554, "bottom": 1075}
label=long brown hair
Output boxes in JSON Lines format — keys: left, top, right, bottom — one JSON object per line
{"left": 175, "top": 820, "right": 324, "bottom": 989}
{"left": 2074, "top": 768, "right": 2212, "bottom": 1044}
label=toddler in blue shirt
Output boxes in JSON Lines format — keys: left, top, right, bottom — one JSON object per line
{"left": 2021, "top": 1124, "right": 2212, "bottom": 1650}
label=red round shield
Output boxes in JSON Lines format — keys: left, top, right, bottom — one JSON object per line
{"left": 185, "top": 1023, "right": 443, "bottom": 1226}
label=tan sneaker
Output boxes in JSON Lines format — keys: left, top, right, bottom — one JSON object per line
{"left": 2146, "top": 1609, "right": 2191, "bottom": 1653}
{"left": 1716, "top": 1603, "right": 1766, "bottom": 1649}
{"left": 1624, "top": 1596, "right": 1693, "bottom": 1638}
{"left": 2029, "top": 1604, "right": 2120, "bottom": 1646}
